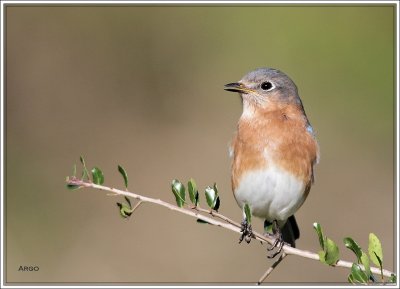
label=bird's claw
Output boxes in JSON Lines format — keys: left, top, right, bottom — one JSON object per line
{"left": 265, "top": 220, "right": 286, "bottom": 258}
{"left": 239, "top": 219, "right": 253, "bottom": 244}
{"left": 267, "top": 237, "right": 285, "bottom": 259}
{"left": 266, "top": 234, "right": 282, "bottom": 251}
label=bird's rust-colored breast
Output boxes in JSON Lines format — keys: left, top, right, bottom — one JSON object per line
{"left": 231, "top": 102, "right": 319, "bottom": 194}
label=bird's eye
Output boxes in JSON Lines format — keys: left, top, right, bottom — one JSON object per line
{"left": 261, "top": 81, "right": 274, "bottom": 91}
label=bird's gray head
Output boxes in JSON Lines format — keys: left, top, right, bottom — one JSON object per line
{"left": 224, "top": 68, "right": 301, "bottom": 108}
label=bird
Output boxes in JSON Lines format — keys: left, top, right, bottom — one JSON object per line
{"left": 224, "top": 68, "right": 319, "bottom": 257}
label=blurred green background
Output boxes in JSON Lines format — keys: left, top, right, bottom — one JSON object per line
{"left": 5, "top": 4, "right": 395, "bottom": 284}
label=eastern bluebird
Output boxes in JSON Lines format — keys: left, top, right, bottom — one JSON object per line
{"left": 224, "top": 68, "right": 319, "bottom": 257}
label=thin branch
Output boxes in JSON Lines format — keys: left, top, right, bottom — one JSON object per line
{"left": 66, "top": 177, "right": 395, "bottom": 278}
{"left": 195, "top": 206, "right": 242, "bottom": 228}
{"left": 257, "top": 252, "right": 287, "bottom": 285}
{"left": 131, "top": 200, "right": 143, "bottom": 213}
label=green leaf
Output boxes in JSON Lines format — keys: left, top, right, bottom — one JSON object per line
{"left": 318, "top": 250, "right": 327, "bottom": 264}
{"left": 80, "top": 156, "right": 86, "bottom": 167}
{"left": 324, "top": 238, "right": 340, "bottom": 265}
{"left": 389, "top": 274, "right": 397, "bottom": 284}
{"left": 264, "top": 222, "right": 273, "bottom": 234}
{"left": 91, "top": 167, "right": 104, "bottom": 185}
{"left": 264, "top": 220, "right": 273, "bottom": 234}
{"left": 118, "top": 165, "right": 129, "bottom": 189}
{"left": 205, "top": 186, "right": 217, "bottom": 209}
{"left": 80, "top": 156, "right": 90, "bottom": 181}
{"left": 212, "top": 183, "right": 220, "bottom": 211}
{"left": 187, "top": 178, "right": 197, "bottom": 204}
{"left": 360, "top": 251, "right": 371, "bottom": 279}
{"left": 194, "top": 192, "right": 199, "bottom": 206}
{"left": 116, "top": 196, "right": 133, "bottom": 218}
{"left": 343, "top": 237, "right": 362, "bottom": 261}
{"left": 213, "top": 182, "right": 219, "bottom": 195}
{"left": 82, "top": 170, "right": 88, "bottom": 180}
{"left": 116, "top": 202, "right": 133, "bottom": 218}
{"left": 313, "top": 223, "right": 338, "bottom": 265}
{"left": 171, "top": 179, "right": 186, "bottom": 208}
{"left": 351, "top": 263, "right": 369, "bottom": 284}
{"left": 368, "top": 233, "right": 383, "bottom": 267}
{"left": 348, "top": 273, "right": 355, "bottom": 284}
{"left": 244, "top": 203, "right": 252, "bottom": 224}
{"left": 124, "top": 196, "right": 132, "bottom": 209}
{"left": 313, "top": 222, "right": 325, "bottom": 249}
{"left": 213, "top": 196, "right": 220, "bottom": 211}
{"left": 373, "top": 252, "right": 383, "bottom": 280}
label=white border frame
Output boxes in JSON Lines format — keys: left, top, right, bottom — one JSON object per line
{"left": 1, "top": 1, "right": 398, "bottom": 288}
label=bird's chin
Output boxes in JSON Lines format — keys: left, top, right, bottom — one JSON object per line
{"left": 240, "top": 100, "right": 258, "bottom": 119}
{"left": 241, "top": 94, "right": 268, "bottom": 109}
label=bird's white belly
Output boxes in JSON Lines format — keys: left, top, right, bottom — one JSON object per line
{"left": 234, "top": 163, "right": 306, "bottom": 222}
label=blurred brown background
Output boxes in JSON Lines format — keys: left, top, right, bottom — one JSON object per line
{"left": 5, "top": 4, "right": 396, "bottom": 284}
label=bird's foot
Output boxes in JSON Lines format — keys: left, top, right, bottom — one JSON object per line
{"left": 239, "top": 219, "right": 253, "bottom": 244}
{"left": 264, "top": 220, "right": 287, "bottom": 259}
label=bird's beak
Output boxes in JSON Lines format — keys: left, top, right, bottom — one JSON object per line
{"left": 224, "top": 82, "right": 252, "bottom": 94}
